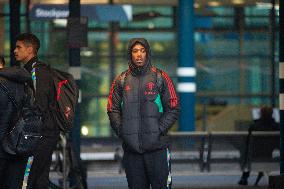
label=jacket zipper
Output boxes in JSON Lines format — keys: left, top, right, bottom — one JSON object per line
{"left": 138, "top": 76, "right": 142, "bottom": 151}
{"left": 23, "top": 134, "right": 43, "bottom": 139}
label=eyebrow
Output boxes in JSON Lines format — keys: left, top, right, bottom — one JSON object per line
{"left": 132, "top": 48, "right": 145, "bottom": 50}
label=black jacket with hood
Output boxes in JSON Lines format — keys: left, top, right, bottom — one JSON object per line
{"left": 0, "top": 66, "right": 33, "bottom": 158}
{"left": 107, "top": 38, "right": 180, "bottom": 153}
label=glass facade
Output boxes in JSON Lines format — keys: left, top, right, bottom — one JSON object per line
{"left": 0, "top": 1, "right": 279, "bottom": 136}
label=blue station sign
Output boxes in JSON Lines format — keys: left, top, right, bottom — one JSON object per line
{"left": 30, "top": 4, "right": 132, "bottom": 22}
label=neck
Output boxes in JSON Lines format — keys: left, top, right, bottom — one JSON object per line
{"left": 22, "top": 55, "right": 36, "bottom": 65}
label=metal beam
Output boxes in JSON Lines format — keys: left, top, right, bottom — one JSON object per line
{"left": 279, "top": 0, "right": 284, "bottom": 174}
{"left": 9, "top": 0, "right": 20, "bottom": 67}
{"left": 69, "top": 0, "right": 81, "bottom": 164}
{"left": 26, "top": 0, "right": 279, "bottom": 6}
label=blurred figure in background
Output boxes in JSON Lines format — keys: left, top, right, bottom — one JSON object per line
{"left": 238, "top": 106, "right": 279, "bottom": 186}
{"left": 0, "top": 56, "right": 5, "bottom": 68}
{"left": 250, "top": 106, "right": 279, "bottom": 131}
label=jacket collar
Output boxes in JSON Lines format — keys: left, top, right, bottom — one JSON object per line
{"left": 24, "top": 56, "right": 38, "bottom": 73}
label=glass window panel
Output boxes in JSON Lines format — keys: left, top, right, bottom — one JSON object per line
{"left": 81, "top": 57, "right": 110, "bottom": 95}
{"left": 120, "top": 6, "right": 173, "bottom": 29}
{"left": 88, "top": 20, "right": 109, "bottom": 29}
{"left": 197, "top": 58, "right": 240, "bottom": 94}
{"left": 245, "top": 6, "right": 270, "bottom": 16}
{"left": 243, "top": 32, "right": 270, "bottom": 55}
{"left": 211, "top": 17, "right": 234, "bottom": 28}
{"left": 208, "top": 7, "right": 235, "bottom": 16}
{"left": 245, "top": 17, "right": 269, "bottom": 28}
{"left": 80, "top": 97, "right": 110, "bottom": 137}
{"left": 196, "top": 32, "right": 239, "bottom": 57}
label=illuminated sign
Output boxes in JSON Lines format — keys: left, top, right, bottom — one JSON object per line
{"left": 30, "top": 5, "right": 69, "bottom": 20}
{"left": 35, "top": 8, "right": 69, "bottom": 18}
{"left": 30, "top": 4, "right": 132, "bottom": 22}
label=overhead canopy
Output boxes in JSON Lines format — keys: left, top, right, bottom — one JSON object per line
{"left": 27, "top": 0, "right": 280, "bottom": 6}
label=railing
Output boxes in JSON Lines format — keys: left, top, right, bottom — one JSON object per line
{"left": 50, "top": 131, "right": 280, "bottom": 174}
{"left": 169, "top": 131, "right": 280, "bottom": 172}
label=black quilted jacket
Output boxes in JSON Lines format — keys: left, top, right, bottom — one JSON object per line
{"left": 107, "top": 38, "right": 180, "bottom": 153}
{"left": 0, "top": 66, "right": 32, "bottom": 158}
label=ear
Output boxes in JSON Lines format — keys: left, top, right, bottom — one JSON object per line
{"left": 27, "top": 46, "right": 34, "bottom": 55}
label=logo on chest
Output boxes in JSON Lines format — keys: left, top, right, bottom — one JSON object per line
{"left": 124, "top": 85, "right": 131, "bottom": 91}
{"left": 145, "top": 82, "right": 157, "bottom": 95}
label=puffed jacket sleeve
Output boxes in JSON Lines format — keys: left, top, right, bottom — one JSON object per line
{"left": 107, "top": 75, "right": 123, "bottom": 137}
{"left": 159, "top": 71, "right": 180, "bottom": 135}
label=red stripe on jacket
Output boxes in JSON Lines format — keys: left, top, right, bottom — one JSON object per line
{"left": 107, "top": 80, "right": 116, "bottom": 112}
{"left": 161, "top": 71, "right": 178, "bottom": 108}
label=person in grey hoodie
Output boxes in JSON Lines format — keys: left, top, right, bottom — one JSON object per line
{"left": 107, "top": 38, "right": 180, "bottom": 189}
{"left": 0, "top": 66, "right": 33, "bottom": 189}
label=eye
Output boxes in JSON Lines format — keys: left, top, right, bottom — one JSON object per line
{"left": 132, "top": 48, "right": 146, "bottom": 53}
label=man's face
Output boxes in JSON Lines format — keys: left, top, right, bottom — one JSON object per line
{"left": 131, "top": 43, "right": 147, "bottom": 67}
{"left": 14, "top": 41, "right": 33, "bottom": 64}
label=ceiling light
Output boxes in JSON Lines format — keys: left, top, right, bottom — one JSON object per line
{"left": 232, "top": 0, "right": 244, "bottom": 4}
{"left": 256, "top": 2, "right": 273, "bottom": 9}
{"left": 208, "top": 1, "right": 221, "bottom": 7}
{"left": 80, "top": 50, "right": 94, "bottom": 57}
{"left": 81, "top": 126, "right": 89, "bottom": 136}
{"left": 53, "top": 19, "right": 67, "bottom": 27}
{"left": 194, "top": 3, "right": 200, "bottom": 8}
{"left": 148, "top": 23, "right": 155, "bottom": 29}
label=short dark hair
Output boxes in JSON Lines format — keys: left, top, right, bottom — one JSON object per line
{"left": 260, "top": 106, "right": 273, "bottom": 120}
{"left": 16, "top": 33, "right": 40, "bottom": 54}
{"left": 0, "top": 56, "right": 5, "bottom": 66}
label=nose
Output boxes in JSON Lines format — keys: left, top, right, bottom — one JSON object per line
{"left": 136, "top": 53, "right": 143, "bottom": 59}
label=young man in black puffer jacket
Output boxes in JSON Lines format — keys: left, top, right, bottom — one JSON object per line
{"left": 107, "top": 38, "right": 180, "bottom": 189}
{"left": 0, "top": 66, "right": 33, "bottom": 189}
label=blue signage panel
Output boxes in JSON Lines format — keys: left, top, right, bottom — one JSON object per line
{"left": 29, "top": 4, "right": 132, "bottom": 22}
{"left": 30, "top": 4, "right": 69, "bottom": 20}
{"left": 195, "top": 17, "right": 212, "bottom": 29}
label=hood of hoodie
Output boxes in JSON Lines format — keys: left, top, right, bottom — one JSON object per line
{"left": 127, "top": 38, "right": 151, "bottom": 76}
{"left": 0, "top": 66, "right": 33, "bottom": 87}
